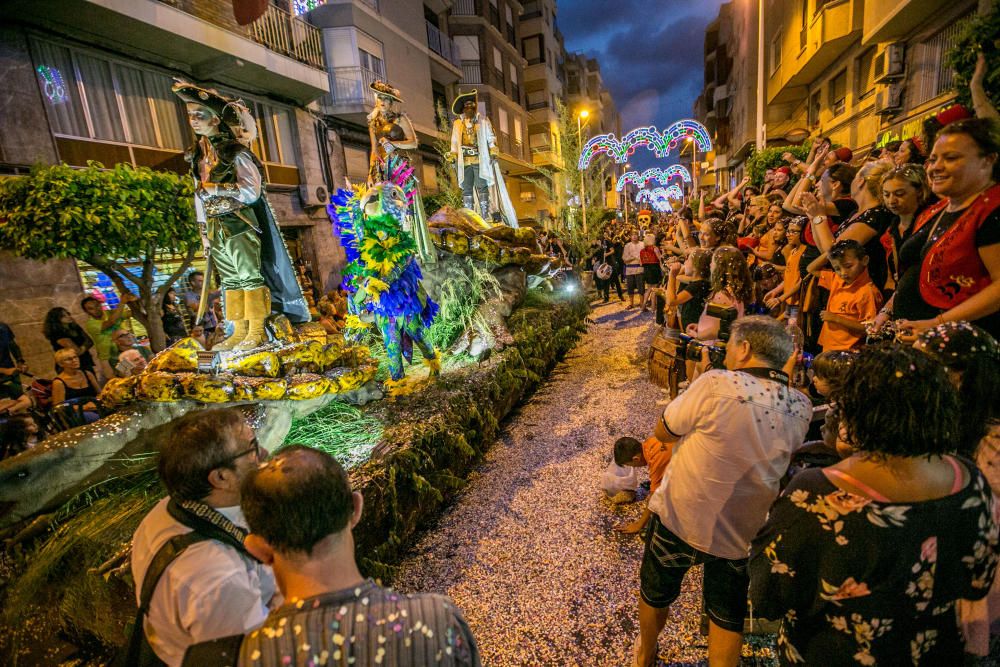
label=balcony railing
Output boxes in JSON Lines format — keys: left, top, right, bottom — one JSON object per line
{"left": 498, "top": 133, "right": 524, "bottom": 160}
{"left": 325, "top": 66, "right": 380, "bottom": 106}
{"left": 246, "top": 4, "right": 323, "bottom": 69}
{"left": 426, "top": 21, "right": 461, "bottom": 68}
{"left": 527, "top": 100, "right": 548, "bottom": 111}
{"left": 461, "top": 60, "right": 482, "bottom": 84}
{"left": 453, "top": 0, "right": 477, "bottom": 16}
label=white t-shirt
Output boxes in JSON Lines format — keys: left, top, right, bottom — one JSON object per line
{"left": 130, "top": 497, "right": 276, "bottom": 667}
{"left": 622, "top": 241, "right": 645, "bottom": 275}
{"left": 648, "top": 368, "right": 811, "bottom": 560}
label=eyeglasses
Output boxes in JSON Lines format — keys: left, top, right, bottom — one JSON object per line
{"left": 213, "top": 437, "right": 262, "bottom": 469}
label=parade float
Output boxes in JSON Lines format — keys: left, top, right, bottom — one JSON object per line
{"left": 0, "top": 84, "right": 586, "bottom": 662}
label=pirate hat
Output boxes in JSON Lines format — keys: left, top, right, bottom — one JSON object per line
{"left": 172, "top": 81, "right": 245, "bottom": 133}
{"left": 451, "top": 89, "right": 478, "bottom": 116}
{"left": 369, "top": 80, "right": 403, "bottom": 103}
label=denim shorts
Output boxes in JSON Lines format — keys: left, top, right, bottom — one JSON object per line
{"left": 639, "top": 515, "right": 749, "bottom": 633}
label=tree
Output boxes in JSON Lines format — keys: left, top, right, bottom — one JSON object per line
{"left": 946, "top": 4, "right": 1000, "bottom": 113}
{"left": 745, "top": 143, "right": 813, "bottom": 187}
{"left": 0, "top": 162, "right": 199, "bottom": 351}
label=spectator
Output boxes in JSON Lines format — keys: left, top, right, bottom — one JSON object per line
{"left": 113, "top": 330, "right": 152, "bottom": 362}
{"left": 914, "top": 322, "right": 1000, "bottom": 658}
{"left": 82, "top": 294, "right": 136, "bottom": 381}
{"left": 896, "top": 118, "right": 1000, "bottom": 340}
{"left": 595, "top": 231, "right": 624, "bottom": 303}
{"left": 809, "top": 349, "right": 856, "bottom": 399}
{"left": 50, "top": 349, "right": 101, "bottom": 420}
{"left": 634, "top": 316, "right": 811, "bottom": 667}
{"left": 754, "top": 217, "right": 787, "bottom": 263}
{"left": 894, "top": 137, "right": 925, "bottom": 166}
{"left": 181, "top": 446, "right": 480, "bottom": 667}
{"left": 700, "top": 218, "right": 738, "bottom": 250}
{"left": 0, "top": 321, "right": 28, "bottom": 401}
{"left": 763, "top": 218, "right": 807, "bottom": 315}
{"left": 879, "top": 164, "right": 933, "bottom": 290}
{"left": 0, "top": 413, "right": 41, "bottom": 460}
{"left": 803, "top": 160, "right": 895, "bottom": 292}
{"left": 749, "top": 345, "right": 1000, "bottom": 666}
{"left": 115, "top": 348, "right": 149, "bottom": 378}
{"left": 162, "top": 288, "right": 189, "bottom": 344}
{"left": 43, "top": 307, "right": 96, "bottom": 375}
{"left": 127, "top": 407, "right": 277, "bottom": 667}
{"left": 808, "top": 240, "right": 883, "bottom": 352}
{"left": 613, "top": 436, "right": 673, "bottom": 535}
{"left": 663, "top": 249, "right": 712, "bottom": 331}
{"left": 622, "top": 230, "right": 645, "bottom": 309}
{"left": 639, "top": 234, "right": 663, "bottom": 312}
{"left": 688, "top": 246, "right": 754, "bottom": 341}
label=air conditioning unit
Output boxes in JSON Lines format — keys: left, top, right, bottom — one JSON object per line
{"left": 874, "top": 43, "right": 905, "bottom": 84}
{"left": 875, "top": 83, "right": 905, "bottom": 116}
{"left": 299, "top": 183, "right": 329, "bottom": 208}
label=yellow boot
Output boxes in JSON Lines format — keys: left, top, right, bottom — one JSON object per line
{"left": 212, "top": 290, "right": 247, "bottom": 351}
{"left": 425, "top": 350, "right": 442, "bottom": 376}
{"left": 235, "top": 286, "right": 271, "bottom": 351}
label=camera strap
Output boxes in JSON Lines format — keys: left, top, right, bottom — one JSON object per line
{"left": 737, "top": 366, "right": 789, "bottom": 386}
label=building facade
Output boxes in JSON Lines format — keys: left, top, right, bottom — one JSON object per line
{"left": 564, "top": 52, "right": 621, "bottom": 209}
{"left": 0, "top": 0, "right": 341, "bottom": 374}
{"left": 699, "top": 0, "right": 982, "bottom": 191}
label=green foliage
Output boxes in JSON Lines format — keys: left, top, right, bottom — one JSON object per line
{"left": 427, "top": 257, "right": 503, "bottom": 351}
{"left": 946, "top": 5, "right": 1000, "bottom": 112}
{"left": 745, "top": 143, "right": 812, "bottom": 187}
{"left": 0, "top": 161, "right": 196, "bottom": 261}
{"left": 0, "top": 162, "right": 200, "bottom": 350}
{"left": 281, "top": 400, "right": 384, "bottom": 469}
{"left": 424, "top": 100, "right": 464, "bottom": 217}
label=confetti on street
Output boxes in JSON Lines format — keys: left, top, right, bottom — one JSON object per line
{"left": 394, "top": 300, "right": 711, "bottom": 666}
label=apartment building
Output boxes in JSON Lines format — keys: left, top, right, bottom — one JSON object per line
{"left": 449, "top": 0, "right": 539, "bottom": 223}
{"left": 0, "top": 0, "right": 339, "bottom": 372}
{"left": 306, "top": 0, "right": 464, "bottom": 191}
{"left": 519, "top": 0, "right": 566, "bottom": 223}
{"left": 763, "top": 0, "right": 979, "bottom": 159}
{"left": 694, "top": 1, "right": 759, "bottom": 189}
{"left": 564, "top": 52, "right": 621, "bottom": 208}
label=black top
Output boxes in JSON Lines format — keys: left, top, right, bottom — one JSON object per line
{"left": 53, "top": 376, "right": 97, "bottom": 402}
{"left": 46, "top": 324, "right": 96, "bottom": 373}
{"left": 750, "top": 465, "right": 999, "bottom": 666}
{"left": 679, "top": 280, "right": 712, "bottom": 329}
{"left": 894, "top": 207, "right": 1000, "bottom": 337}
{"left": 834, "top": 206, "right": 894, "bottom": 292}
{"left": 0, "top": 323, "right": 21, "bottom": 370}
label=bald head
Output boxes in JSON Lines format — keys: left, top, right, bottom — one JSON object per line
{"left": 241, "top": 446, "right": 354, "bottom": 556}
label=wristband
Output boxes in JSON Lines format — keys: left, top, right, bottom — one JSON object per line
{"left": 811, "top": 215, "right": 826, "bottom": 226}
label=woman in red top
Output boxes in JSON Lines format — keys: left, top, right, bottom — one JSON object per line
{"left": 639, "top": 234, "right": 662, "bottom": 312}
{"left": 897, "top": 118, "right": 1000, "bottom": 340}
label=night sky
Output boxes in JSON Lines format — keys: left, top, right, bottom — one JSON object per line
{"left": 558, "top": 0, "right": 728, "bottom": 172}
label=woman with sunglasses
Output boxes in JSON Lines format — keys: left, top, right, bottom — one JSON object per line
{"left": 896, "top": 118, "right": 1000, "bottom": 341}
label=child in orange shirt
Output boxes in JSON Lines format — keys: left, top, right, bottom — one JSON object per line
{"left": 612, "top": 435, "right": 673, "bottom": 534}
{"left": 810, "top": 239, "right": 883, "bottom": 351}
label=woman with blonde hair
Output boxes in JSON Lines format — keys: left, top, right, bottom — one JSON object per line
{"left": 50, "top": 348, "right": 101, "bottom": 423}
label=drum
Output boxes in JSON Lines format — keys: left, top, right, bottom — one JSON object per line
{"left": 594, "top": 262, "right": 612, "bottom": 280}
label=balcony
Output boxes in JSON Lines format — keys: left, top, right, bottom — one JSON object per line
{"left": 862, "top": 0, "right": 946, "bottom": 45}
{"left": 498, "top": 132, "right": 524, "bottom": 160}
{"left": 462, "top": 60, "right": 482, "bottom": 84}
{"left": 426, "top": 21, "right": 461, "bottom": 68}
{"left": 769, "top": 0, "right": 862, "bottom": 105}
{"left": 531, "top": 145, "right": 563, "bottom": 169}
{"left": 246, "top": 4, "right": 323, "bottom": 69}
{"left": 453, "top": 0, "right": 477, "bottom": 17}
{"left": 8, "top": 0, "right": 328, "bottom": 104}
{"left": 322, "top": 66, "right": 380, "bottom": 113}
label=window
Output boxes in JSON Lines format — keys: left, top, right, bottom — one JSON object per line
{"left": 359, "top": 49, "right": 385, "bottom": 78}
{"left": 770, "top": 30, "right": 782, "bottom": 74}
{"left": 344, "top": 145, "right": 370, "bottom": 183}
{"left": 855, "top": 48, "right": 875, "bottom": 101}
{"left": 505, "top": 4, "right": 515, "bottom": 43}
{"left": 498, "top": 107, "right": 509, "bottom": 134}
{"left": 799, "top": 0, "right": 808, "bottom": 49}
{"left": 828, "top": 68, "right": 847, "bottom": 117}
{"left": 809, "top": 89, "right": 821, "bottom": 127}
{"left": 524, "top": 35, "right": 542, "bottom": 64}
{"left": 493, "top": 46, "right": 503, "bottom": 71}
{"left": 513, "top": 117, "right": 522, "bottom": 144}
{"left": 509, "top": 62, "right": 518, "bottom": 85}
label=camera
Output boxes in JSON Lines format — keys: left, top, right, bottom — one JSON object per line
{"left": 705, "top": 302, "right": 739, "bottom": 342}
{"left": 681, "top": 335, "right": 727, "bottom": 369}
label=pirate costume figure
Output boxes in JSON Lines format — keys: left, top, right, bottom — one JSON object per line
{"left": 367, "top": 81, "right": 435, "bottom": 264}
{"left": 448, "top": 90, "right": 519, "bottom": 227}
{"left": 172, "top": 81, "right": 308, "bottom": 351}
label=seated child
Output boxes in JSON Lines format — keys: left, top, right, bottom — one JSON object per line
{"left": 809, "top": 239, "right": 883, "bottom": 352}
{"left": 612, "top": 435, "right": 673, "bottom": 534}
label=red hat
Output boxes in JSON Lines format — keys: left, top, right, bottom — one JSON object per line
{"left": 775, "top": 166, "right": 791, "bottom": 175}
{"left": 935, "top": 104, "right": 972, "bottom": 127}
{"left": 833, "top": 147, "right": 853, "bottom": 163}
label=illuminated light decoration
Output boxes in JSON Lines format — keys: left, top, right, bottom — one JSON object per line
{"left": 657, "top": 119, "right": 713, "bottom": 155}
{"left": 636, "top": 185, "right": 685, "bottom": 204}
{"left": 292, "top": 0, "right": 325, "bottom": 14}
{"left": 616, "top": 165, "right": 693, "bottom": 192}
{"left": 579, "top": 120, "right": 712, "bottom": 169}
{"left": 37, "top": 65, "right": 67, "bottom": 105}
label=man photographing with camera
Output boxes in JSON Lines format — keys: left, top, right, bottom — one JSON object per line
{"left": 633, "top": 316, "right": 812, "bottom": 667}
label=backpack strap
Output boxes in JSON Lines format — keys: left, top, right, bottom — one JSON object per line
{"left": 120, "top": 531, "right": 211, "bottom": 667}
{"left": 180, "top": 633, "right": 244, "bottom": 667}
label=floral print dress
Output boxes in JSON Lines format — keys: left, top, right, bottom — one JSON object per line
{"left": 749, "top": 464, "right": 1000, "bottom": 665}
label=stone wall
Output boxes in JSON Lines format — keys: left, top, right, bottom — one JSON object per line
{"left": 0, "top": 252, "right": 86, "bottom": 378}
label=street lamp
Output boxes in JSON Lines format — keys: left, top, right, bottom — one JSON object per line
{"left": 686, "top": 136, "right": 699, "bottom": 199}
{"left": 623, "top": 162, "right": 631, "bottom": 225}
{"left": 577, "top": 109, "right": 590, "bottom": 235}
